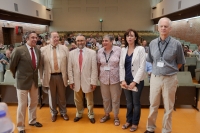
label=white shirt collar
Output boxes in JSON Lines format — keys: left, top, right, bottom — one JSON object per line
{"left": 26, "top": 43, "right": 33, "bottom": 50}
{"left": 78, "top": 47, "right": 86, "bottom": 52}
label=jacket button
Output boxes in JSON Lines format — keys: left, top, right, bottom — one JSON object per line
{"left": 132, "top": 65, "right": 133, "bottom": 66}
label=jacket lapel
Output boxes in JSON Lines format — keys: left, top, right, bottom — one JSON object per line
{"left": 23, "top": 45, "right": 34, "bottom": 69}
{"left": 34, "top": 47, "right": 40, "bottom": 70}
{"left": 58, "top": 45, "right": 65, "bottom": 68}
{"left": 131, "top": 46, "right": 139, "bottom": 64}
{"left": 75, "top": 49, "right": 80, "bottom": 72}
{"left": 123, "top": 47, "right": 128, "bottom": 60}
{"left": 46, "top": 45, "right": 51, "bottom": 65}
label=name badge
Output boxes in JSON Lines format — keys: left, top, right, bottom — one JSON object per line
{"left": 104, "top": 66, "right": 110, "bottom": 71}
{"left": 157, "top": 61, "right": 164, "bottom": 67}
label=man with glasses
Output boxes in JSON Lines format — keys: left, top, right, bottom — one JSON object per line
{"left": 68, "top": 34, "right": 98, "bottom": 124}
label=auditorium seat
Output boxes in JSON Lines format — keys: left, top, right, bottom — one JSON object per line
{"left": 195, "top": 61, "right": 200, "bottom": 83}
{"left": 0, "top": 63, "right": 4, "bottom": 82}
{"left": 184, "top": 42, "right": 191, "bottom": 46}
{"left": 184, "top": 57, "right": 196, "bottom": 72}
{"left": 2, "top": 70, "right": 15, "bottom": 85}
{"left": 179, "top": 40, "right": 185, "bottom": 43}
{"left": 0, "top": 70, "right": 17, "bottom": 103}
{"left": 176, "top": 72, "right": 197, "bottom": 107}
{"left": 189, "top": 44, "right": 197, "bottom": 51}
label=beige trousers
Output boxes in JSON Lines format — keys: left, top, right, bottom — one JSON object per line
{"left": 147, "top": 74, "right": 178, "bottom": 133}
{"left": 16, "top": 82, "right": 38, "bottom": 131}
{"left": 100, "top": 82, "right": 122, "bottom": 116}
{"left": 74, "top": 88, "right": 94, "bottom": 119}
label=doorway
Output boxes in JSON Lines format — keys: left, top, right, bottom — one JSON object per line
{"left": 2, "top": 27, "right": 14, "bottom": 47}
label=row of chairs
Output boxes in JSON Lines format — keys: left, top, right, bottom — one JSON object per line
{"left": 0, "top": 70, "right": 199, "bottom": 111}
{"left": 174, "top": 37, "right": 198, "bottom": 51}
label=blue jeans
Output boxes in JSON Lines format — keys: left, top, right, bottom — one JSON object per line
{"left": 123, "top": 80, "right": 144, "bottom": 125}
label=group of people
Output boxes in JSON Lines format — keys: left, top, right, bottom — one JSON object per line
{"left": 0, "top": 44, "right": 14, "bottom": 73}
{"left": 9, "top": 17, "right": 185, "bottom": 133}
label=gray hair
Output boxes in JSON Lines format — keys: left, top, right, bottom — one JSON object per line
{"left": 48, "top": 31, "right": 58, "bottom": 38}
{"left": 103, "top": 34, "right": 114, "bottom": 42}
{"left": 24, "top": 31, "right": 36, "bottom": 40}
{"left": 158, "top": 17, "right": 172, "bottom": 27}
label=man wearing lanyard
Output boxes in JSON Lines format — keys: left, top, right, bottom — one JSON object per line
{"left": 144, "top": 17, "right": 185, "bottom": 133}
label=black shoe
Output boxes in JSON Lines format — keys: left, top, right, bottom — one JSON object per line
{"left": 144, "top": 130, "right": 155, "bottom": 133}
{"left": 89, "top": 118, "right": 95, "bottom": 124}
{"left": 19, "top": 130, "right": 26, "bottom": 133}
{"left": 29, "top": 122, "right": 43, "bottom": 127}
{"left": 74, "top": 117, "right": 82, "bottom": 122}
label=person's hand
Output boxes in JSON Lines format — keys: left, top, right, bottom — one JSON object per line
{"left": 128, "top": 82, "right": 136, "bottom": 90}
{"left": 70, "top": 83, "right": 74, "bottom": 90}
{"left": 91, "top": 85, "right": 96, "bottom": 90}
{"left": 120, "top": 81, "right": 128, "bottom": 89}
{"left": 3, "top": 60, "right": 8, "bottom": 64}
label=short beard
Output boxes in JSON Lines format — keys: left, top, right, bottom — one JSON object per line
{"left": 78, "top": 45, "right": 84, "bottom": 49}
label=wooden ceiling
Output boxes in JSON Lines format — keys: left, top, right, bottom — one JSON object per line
{"left": 152, "top": 4, "right": 200, "bottom": 24}
{"left": 0, "top": 9, "right": 51, "bottom": 25}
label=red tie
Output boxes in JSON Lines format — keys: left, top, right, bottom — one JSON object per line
{"left": 79, "top": 49, "right": 83, "bottom": 71}
{"left": 30, "top": 48, "right": 36, "bottom": 69}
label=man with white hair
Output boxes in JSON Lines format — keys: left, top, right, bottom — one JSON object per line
{"left": 144, "top": 17, "right": 185, "bottom": 133}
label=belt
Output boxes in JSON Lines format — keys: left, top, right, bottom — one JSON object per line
{"left": 51, "top": 73, "right": 62, "bottom": 75}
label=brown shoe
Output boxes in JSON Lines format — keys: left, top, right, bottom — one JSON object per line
{"left": 51, "top": 115, "right": 57, "bottom": 122}
{"left": 61, "top": 114, "right": 69, "bottom": 121}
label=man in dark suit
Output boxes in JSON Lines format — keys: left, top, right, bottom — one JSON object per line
{"left": 10, "top": 31, "right": 42, "bottom": 133}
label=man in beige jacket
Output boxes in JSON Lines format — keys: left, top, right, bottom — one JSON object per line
{"left": 68, "top": 35, "right": 98, "bottom": 124}
{"left": 39, "top": 32, "right": 69, "bottom": 122}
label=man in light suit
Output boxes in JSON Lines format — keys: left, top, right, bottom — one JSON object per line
{"left": 39, "top": 32, "right": 69, "bottom": 122}
{"left": 68, "top": 35, "right": 98, "bottom": 124}
{"left": 10, "top": 31, "right": 42, "bottom": 133}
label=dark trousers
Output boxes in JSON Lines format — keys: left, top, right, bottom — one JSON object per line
{"left": 124, "top": 80, "right": 144, "bottom": 125}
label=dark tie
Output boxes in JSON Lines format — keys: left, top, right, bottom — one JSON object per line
{"left": 30, "top": 48, "right": 36, "bottom": 69}
{"left": 79, "top": 49, "right": 83, "bottom": 71}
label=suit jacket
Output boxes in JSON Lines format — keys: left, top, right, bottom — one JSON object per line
{"left": 68, "top": 47, "right": 98, "bottom": 93}
{"left": 10, "top": 45, "right": 41, "bottom": 90}
{"left": 39, "top": 44, "right": 69, "bottom": 87}
{"left": 120, "top": 46, "right": 146, "bottom": 84}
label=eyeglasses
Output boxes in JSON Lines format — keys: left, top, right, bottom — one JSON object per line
{"left": 76, "top": 40, "right": 85, "bottom": 42}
